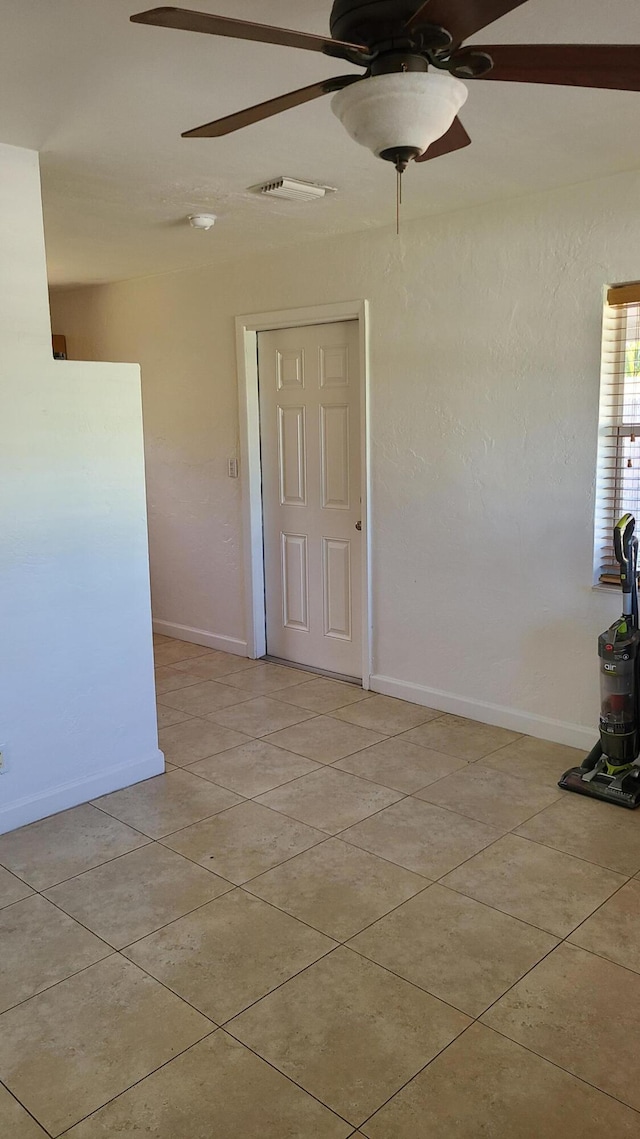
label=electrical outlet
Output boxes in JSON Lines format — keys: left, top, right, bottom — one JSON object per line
{"left": 0, "top": 750, "right": 6, "bottom": 774}
{"left": 228, "top": 457, "right": 239, "bottom": 479}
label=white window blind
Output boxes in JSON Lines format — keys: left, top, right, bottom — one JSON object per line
{"left": 594, "top": 285, "right": 640, "bottom": 583}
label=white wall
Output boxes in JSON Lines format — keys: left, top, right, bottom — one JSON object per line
{"left": 51, "top": 167, "right": 640, "bottom": 749}
{"left": 1, "top": 143, "right": 162, "bottom": 835}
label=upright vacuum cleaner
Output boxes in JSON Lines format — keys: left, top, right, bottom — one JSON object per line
{"left": 559, "top": 513, "right": 640, "bottom": 808}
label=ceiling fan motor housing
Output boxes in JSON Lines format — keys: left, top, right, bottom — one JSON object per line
{"left": 330, "top": 0, "right": 430, "bottom": 47}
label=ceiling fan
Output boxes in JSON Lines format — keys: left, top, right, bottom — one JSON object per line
{"left": 131, "top": 1, "right": 640, "bottom": 175}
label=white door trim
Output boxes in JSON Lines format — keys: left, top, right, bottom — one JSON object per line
{"left": 235, "top": 300, "right": 371, "bottom": 688}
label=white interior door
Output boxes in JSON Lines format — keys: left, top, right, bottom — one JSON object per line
{"left": 258, "top": 320, "right": 362, "bottom": 677}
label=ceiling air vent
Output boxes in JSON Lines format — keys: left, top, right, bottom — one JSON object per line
{"left": 252, "top": 177, "right": 336, "bottom": 202}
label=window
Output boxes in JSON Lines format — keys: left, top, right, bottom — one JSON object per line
{"left": 594, "top": 284, "right": 640, "bottom": 583}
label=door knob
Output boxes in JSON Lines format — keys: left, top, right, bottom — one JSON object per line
{"left": 355, "top": 520, "right": 362, "bottom": 531}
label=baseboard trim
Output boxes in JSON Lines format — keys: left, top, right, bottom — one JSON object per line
{"left": 0, "top": 750, "right": 165, "bottom": 836}
{"left": 153, "top": 620, "right": 248, "bottom": 657}
{"left": 370, "top": 674, "right": 595, "bottom": 752}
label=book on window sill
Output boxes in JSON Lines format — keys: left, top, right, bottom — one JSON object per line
{"left": 599, "top": 574, "right": 640, "bottom": 586}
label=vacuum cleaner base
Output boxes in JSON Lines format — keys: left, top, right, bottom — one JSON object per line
{"left": 559, "top": 754, "right": 640, "bottom": 809}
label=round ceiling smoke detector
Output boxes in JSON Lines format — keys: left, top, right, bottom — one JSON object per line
{"left": 188, "top": 214, "right": 217, "bottom": 230}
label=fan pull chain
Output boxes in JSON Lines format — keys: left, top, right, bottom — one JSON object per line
{"left": 396, "top": 167, "right": 402, "bottom": 236}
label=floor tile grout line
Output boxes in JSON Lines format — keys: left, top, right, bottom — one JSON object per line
{"left": 0, "top": 893, "right": 39, "bottom": 916}
{"left": 338, "top": 935, "right": 502, "bottom": 1018}
{"left": 200, "top": 707, "right": 323, "bottom": 741}
{"left": 92, "top": 940, "right": 357, "bottom": 1129}
{"left": 498, "top": 826, "right": 637, "bottom": 878}
{"left": 43, "top": 870, "right": 236, "bottom": 955}
{"left": 3, "top": 872, "right": 246, "bottom": 1013}
{"left": 157, "top": 663, "right": 262, "bottom": 687}
{"left": 354, "top": 1010, "right": 640, "bottom": 1134}
{"left": 238, "top": 868, "right": 436, "bottom": 946}
{"left": 161, "top": 673, "right": 328, "bottom": 710}
{"left": 156, "top": 698, "right": 512, "bottom": 769}
{"left": 117, "top": 875, "right": 337, "bottom": 959}
{"left": 0, "top": 860, "right": 240, "bottom": 1016}
{"left": 465, "top": 879, "right": 640, "bottom": 1096}
{"left": 349, "top": 1015, "right": 476, "bottom": 1134}
{"left": 9, "top": 885, "right": 315, "bottom": 1038}
{"left": 215, "top": 938, "right": 471, "bottom": 1040}
{"left": 238, "top": 783, "right": 413, "bottom": 841}
{"left": 188, "top": 715, "right": 530, "bottom": 770}
{"left": 475, "top": 1018, "right": 640, "bottom": 1119}
{"left": 402, "top": 788, "right": 546, "bottom": 832}
{"left": 321, "top": 797, "right": 637, "bottom": 947}
{"left": 212, "top": 940, "right": 344, "bottom": 1030}
{"left": 404, "top": 776, "right": 564, "bottom": 827}
{"left": 563, "top": 873, "right": 638, "bottom": 950}
{"left": 112, "top": 939, "right": 236, "bottom": 1025}
{"left": 251, "top": 766, "right": 409, "bottom": 808}
{"left": 216, "top": 1026, "right": 358, "bottom": 1130}
{"left": 233, "top": 729, "right": 394, "bottom": 763}
{"left": 156, "top": 655, "right": 528, "bottom": 758}
{"left": 470, "top": 931, "right": 564, "bottom": 1021}
{"left": 89, "top": 794, "right": 250, "bottom": 842}
{"left": 45, "top": 823, "right": 232, "bottom": 880}
{"left": 0, "top": 947, "right": 119, "bottom": 1019}
{"left": 344, "top": 876, "right": 562, "bottom": 954}
{"left": 51, "top": 1027, "right": 219, "bottom": 1137}
{"left": 179, "top": 756, "right": 331, "bottom": 800}
{"left": 545, "top": 875, "right": 640, "bottom": 979}
{"left": 0, "top": 831, "right": 156, "bottom": 894}
{"left": 428, "top": 874, "right": 574, "bottom": 940}
{"left": 215, "top": 677, "right": 341, "bottom": 698}
{"left": 144, "top": 764, "right": 412, "bottom": 850}
{"left": 356, "top": 910, "right": 640, "bottom": 1129}
{"left": 492, "top": 783, "right": 599, "bottom": 830}
{"left": 16, "top": 881, "right": 477, "bottom": 1121}
{"left": 333, "top": 796, "right": 505, "bottom": 869}
{"left": 354, "top": 1024, "right": 477, "bottom": 1134}
{"left": 271, "top": 695, "right": 375, "bottom": 715}
{"left": 0, "top": 1076, "right": 58, "bottom": 1138}
{"left": 151, "top": 791, "right": 327, "bottom": 848}
{"left": 158, "top": 689, "right": 257, "bottom": 715}
{"left": 171, "top": 826, "right": 337, "bottom": 889}
{"left": 330, "top": 805, "right": 636, "bottom": 938}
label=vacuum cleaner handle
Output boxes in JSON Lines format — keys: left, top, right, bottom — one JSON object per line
{"left": 614, "top": 513, "right": 635, "bottom": 599}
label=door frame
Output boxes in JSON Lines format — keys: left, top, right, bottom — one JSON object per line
{"left": 235, "top": 299, "right": 371, "bottom": 688}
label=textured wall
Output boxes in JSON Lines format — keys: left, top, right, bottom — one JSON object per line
{"left": 1, "top": 143, "right": 162, "bottom": 834}
{"left": 50, "top": 166, "right": 640, "bottom": 745}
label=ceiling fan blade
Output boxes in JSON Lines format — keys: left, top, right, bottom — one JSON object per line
{"left": 415, "top": 117, "right": 472, "bottom": 162}
{"left": 131, "top": 7, "right": 368, "bottom": 63}
{"left": 405, "top": 1, "right": 528, "bottom": 44}
{"left": 182, "top": 76, "right": 361, "bottom": 138}
{"left": 454, "top": 44, "right": 640, "bottom": 90}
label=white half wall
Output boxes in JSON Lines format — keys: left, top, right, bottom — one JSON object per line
{"left": 50, "top": 167, "right": 640, "bottom": 748}
{"left": 1, "top": 143, "right": 162, "bottom": 835}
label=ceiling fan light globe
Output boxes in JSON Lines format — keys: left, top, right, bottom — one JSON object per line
{"left": 331, "top": 72, "right": 468, "bottom": 159}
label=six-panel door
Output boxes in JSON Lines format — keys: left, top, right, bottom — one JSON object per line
{"left": 258, "top": 320, "right": 362, "bottom": 676}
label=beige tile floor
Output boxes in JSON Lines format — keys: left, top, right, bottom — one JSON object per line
{"left": 0, "top": 636, "right": 639, "bottom": 1136}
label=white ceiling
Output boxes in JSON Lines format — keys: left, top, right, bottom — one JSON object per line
{"left": 2, "top": 0, "right": 639, "bottom": 286}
